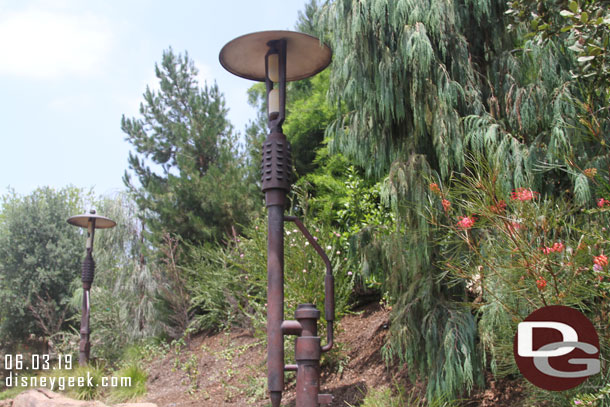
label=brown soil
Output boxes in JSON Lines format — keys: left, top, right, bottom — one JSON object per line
{"left": 143, "top": 303, "right": 526, "bottom": 406}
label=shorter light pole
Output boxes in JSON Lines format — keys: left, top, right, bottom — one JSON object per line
{"left": 67, "top": 209, "right": 116, "bottom": 365}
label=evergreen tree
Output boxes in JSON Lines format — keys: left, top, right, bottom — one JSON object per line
{"left": 318, "top": 0, "right": 605, "bottom": 399}
{"left": 122, "top": 48, "right": 255, "bottom": 247}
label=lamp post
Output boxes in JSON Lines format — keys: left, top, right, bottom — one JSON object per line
{"left": 219, "top": 31, "right": 334, "bottom": 407}
{"left": 67, "top": 209, "right": 116, "bottom": 366}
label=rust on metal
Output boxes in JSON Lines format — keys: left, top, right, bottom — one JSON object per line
{"left": 67, "top": 209, "right": 116, "bottom": 366}
{"left": 221, "top": 29, "right": 333, "bottom": 407}
{"left": 285, "top": 216, "right": 335, "bottom": 353}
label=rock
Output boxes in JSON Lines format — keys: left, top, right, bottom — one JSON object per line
{"left": 0, "top": 399, "right": 12, "bottom": 407}
{"left": 12, "top": 389, "right": 157, "bottom": 407}
{"left": 13, "top": 389, "right": 106, "bottom": 407}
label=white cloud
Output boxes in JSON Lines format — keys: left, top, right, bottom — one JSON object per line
{"left": 193, "top": 61, "right": 213, "bottom": 86}
{"left": 0, "top": 8, "right": 113, "bottom": 78}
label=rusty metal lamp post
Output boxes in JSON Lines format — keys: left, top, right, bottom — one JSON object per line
{"left": 219, "top": 31, "right": 334, "bottom": 407}
{"left": 67, "top": 209, "right": 116, "bottom": 365}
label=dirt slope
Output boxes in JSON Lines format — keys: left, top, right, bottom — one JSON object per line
{"left": 143, "top": 303, "right": 525, "bottom": 406}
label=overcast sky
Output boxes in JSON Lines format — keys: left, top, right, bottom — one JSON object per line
{"left": 0, "top": 0, "right": 308, "bottom": 197}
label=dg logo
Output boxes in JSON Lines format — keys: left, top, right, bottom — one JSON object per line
{"left": 513, "top": 305, "right": 600, "bottom": 391}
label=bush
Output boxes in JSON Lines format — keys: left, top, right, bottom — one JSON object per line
{"left": 429, "top": 160, "right": 610, "bottom": 405}
{"left": 186, "top": 212, "right": 354, "bottom": 334}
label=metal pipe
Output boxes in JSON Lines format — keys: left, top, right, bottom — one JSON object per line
{"left": 79, "top": 288, "right": 90, "bottom": 366}
{"left": 79, "top": 218, "right": 96, "bottom": 366}
{"left": 295, "top": 304, "right": 321, "bottom": 407}
{"left": 267, "top": 203, "right": 285, "bottom": 406}
{"left": 284, "top": 216, "right": 335, "bottom": 352}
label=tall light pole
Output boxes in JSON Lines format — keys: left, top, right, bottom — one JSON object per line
{"left": 67, "top": 209, "right": 116, "bottom": 365}
{"left": 219, "top": 31, "right": 335, "bottom": 407}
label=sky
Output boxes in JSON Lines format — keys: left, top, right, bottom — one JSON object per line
{"left": 0, "top": 0, "right": 308, "bottom": 198}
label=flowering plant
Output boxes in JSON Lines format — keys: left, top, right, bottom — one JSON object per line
{"left": 427, "top": 162, "right": 610, "bottom": 401}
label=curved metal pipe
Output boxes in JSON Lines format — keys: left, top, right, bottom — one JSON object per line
{"left": 284, "top": 215, "right": 334, "bottom": 352}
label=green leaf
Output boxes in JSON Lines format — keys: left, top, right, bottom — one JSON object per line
{"left": 560, "top": 10, "right": 574, "bottom": 17}
{"left": 577, "top": 55, "right": 595, "bottom": 62}
{"left": 569, "top": 1, "right": 579, "bottom": 13}
{"left": 581, "top": 11, "right": 589, "bottom": 23}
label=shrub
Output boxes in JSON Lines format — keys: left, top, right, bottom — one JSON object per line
{"left": 429, "top": 160, "right": 610, "bottom": 405}
{"left": 186, "top": 212, "right": 354, "bottom": 334}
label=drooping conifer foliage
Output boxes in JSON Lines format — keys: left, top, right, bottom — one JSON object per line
{"left": 317, "top": 0, "right": 608, "bottom": 399}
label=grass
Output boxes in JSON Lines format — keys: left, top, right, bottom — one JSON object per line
{"left": 107, "top": 363, "right": 148, "bottom": 403}
{"left": 347, "top": 385, "right": 459, "bottom": 407}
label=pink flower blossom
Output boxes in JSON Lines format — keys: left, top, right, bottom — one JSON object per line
{"left": 442, "top": 199, "right": 451, "bottom": 213}
{"left": 511, "top": 188, "right": 539, "bottom": 201}
{"left": 541, "top": 242, "right": 564, "bottom": 254}
{"left": 457, "top": 216, "right": 476, "bottom": 230}
{"left": 597, "top": 198, "right": 609, "bottom": 208}
{"left": 594, "top": 254, "right": 608, "bottom": 267}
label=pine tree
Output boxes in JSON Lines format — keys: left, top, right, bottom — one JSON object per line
{"left": 122, "top": 48, "right": 255, "bottom": 247}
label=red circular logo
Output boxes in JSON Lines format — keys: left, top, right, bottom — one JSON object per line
{"left": 513, "top": 305, "right": 600, "bottom": 391}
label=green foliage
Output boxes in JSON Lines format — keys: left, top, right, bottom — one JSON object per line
{"left": 316, "top": 0, "right": 609, "bottom": 400}
{"left": 283, "top": 70, "right": 337, "bottom": 178}
{"left": 122, "top": 48, "right": 255, "bottom": 247}
{"left": 299, "top": 155, "right": 395, "bottom": 292}
{"left": 187, "top": 212, "right": 353, "bottom": 334}
{"left": 107, "top": 363, "right": 148, "bottom": 402}
{"left": 431, "top": 159, "right": 610, "bottom": 405}
{"left": 505, "top": 0, "right": 610, "bottom": 94}
{"left": 347, "top": 384, "right": 457, "bottom": 407}
{"left": 0, "top": 186, "right": 83, "bottom": 344}
{"left": 66, "top": 364, "right": 105, "bottom": 400}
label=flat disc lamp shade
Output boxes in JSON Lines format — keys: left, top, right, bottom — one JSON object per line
{"left": 67, "top": 211, "right": 116, "bottom": 229}
{"left": 219, "top": 30, "right": 332, "bottom": 82}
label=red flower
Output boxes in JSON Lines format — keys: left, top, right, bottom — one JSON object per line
{"left": 536, "top": 277, "right": 547, "bottom": 290}
{"left": 490, "top": 200, "right": 507, "bottom": 214}
{"left": 594, "top": 254, "right": 608, "bottom": 268}
{"left": 442, "top": 199, "right": 451, "bottom": 213}
{"left": 541, "top": 242, "right": 565, "bottom": 254}
{"left": 457, "top": 216, "right": 476, "bottom": 230}
{"left": 429, "top": 183, "right": 441, "bottom": 195}
{"left": 597, "top": 198, "right": 609, "bottom": 208}
{"left": 511, "top": 188, "right": 539, "bottom": 201}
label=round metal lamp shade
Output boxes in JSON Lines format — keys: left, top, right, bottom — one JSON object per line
{"left": 67, "top": 210, "right": 116, "bottom": 229}
{"left": 219, "top": 30, "right": 331, "bottom": 82}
